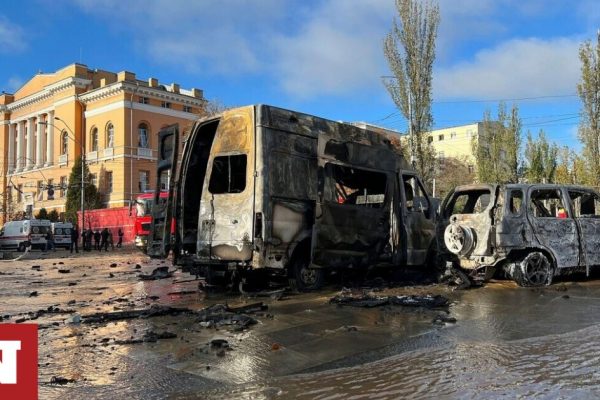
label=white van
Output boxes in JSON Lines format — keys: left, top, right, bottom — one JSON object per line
{"left": 51, "top": 222, "right": 73, "bottom": 249}
{"left": 0, "top": 219, "right": 51, "bottom": 251}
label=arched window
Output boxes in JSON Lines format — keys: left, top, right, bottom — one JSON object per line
{"left": 138, "top": 123, "right": 149, "bottom": 148}
{"left": 61, "top": 131, "right": 69, "bottom": 155}
{"left": 90, "top": 127, "right": 98, "bottom": 152}
{"left": 106, "top": 122, "right": 114, "bottom": 148}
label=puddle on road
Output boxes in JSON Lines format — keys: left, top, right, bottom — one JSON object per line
{"left": 4, "top": 252, "right": 600, "bottom": 398}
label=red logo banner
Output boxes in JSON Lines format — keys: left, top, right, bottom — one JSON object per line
{"left": 0, "top": 324, "right": 38, "bottom": 399}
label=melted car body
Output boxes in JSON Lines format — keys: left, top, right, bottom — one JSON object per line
{"left": 148, "top": 105, "right": 437, "bottom": 289}
{"left": 439, "top": 184, "right": 600, "bottom": 286}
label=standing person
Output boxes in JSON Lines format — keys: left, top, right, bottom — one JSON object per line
{"left": 70, "top": 224, "right": 79, "bottom": 254}
{"left": 108, "top": 230, "right": 114, "bottom": 250}
{"left": 45, "top": 230, "right": 55, "bottom": 252}
{"left": 86, "top": 229, "right": 93, "bottom": 251}
{"left": 101, "top": 228, "right": 109, "bottom": 251}
{"left": 94, "top": 230, "right": 101, "bottom": 251}
{"left": 117, "top": 228, "right": 124, "bottom": 248}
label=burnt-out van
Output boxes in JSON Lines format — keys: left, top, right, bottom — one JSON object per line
{"left": 148, "top": 105, "right": 436, "bottom": 290}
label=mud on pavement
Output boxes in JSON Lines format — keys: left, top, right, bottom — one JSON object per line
{"left": 4, "top": 250, "right": 600, "bottom": 399}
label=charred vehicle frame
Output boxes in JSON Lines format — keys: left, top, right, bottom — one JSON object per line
{"left": 148, "top": 105, "right": 437, "bottom": 290}
{"left": 439, "top": 184, "right": 600, "bottom": 286}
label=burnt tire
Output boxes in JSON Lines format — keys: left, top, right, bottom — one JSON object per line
{"left": 288, "top": 254, "right": 324, "bottom": 292}
{"left": 514, "top": 252, "right": 553, "bottom": 287}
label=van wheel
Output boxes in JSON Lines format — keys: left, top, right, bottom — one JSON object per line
{"left": 17, "top": 243, "right": 26, "bottom": 252}
{"left": 288, "top": 254, "right": 324, "bottom": 292}
{"left": 514, "top": 252, "right": 553, "bottom": 287}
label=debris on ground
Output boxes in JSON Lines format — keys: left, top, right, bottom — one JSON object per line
{"left": 239, "top": 286, "right": 286, "bottom": 300}
{"left": 50, "top": 376, "right": 76, "bottom": 385}
{"left": 167, "top": 290, "right": 197, "bottom": 296}
{"left": 196, "top": 302, "right": 267, "bottom": 331}
{"left": 31, "top": 265, "right": 41, "bottom": 271}
{"left": 432, "top": 314, "right": 457, "bottom": 325}
{"left": 114, "top": 330, "right": 177, "bottom": 345}
{"left": 29, "top": 291, "right": 38, "bottom": 297}
{"left": 330, "top": 289, "right": 449, "bottom": 309}
{"left": 139, "top": 266, "right": 173, "bottom": 280}
{"left": 81, "top": 305, "right": 193, "bottom": 324}
{"left": 110, "top": 263, "right": 118, "bottom": 268}
{"left": 439, "top": 262, "right": 472, "bottom": 290}
{"left": 58, "top": 269, "right": 70, "bottom": 274}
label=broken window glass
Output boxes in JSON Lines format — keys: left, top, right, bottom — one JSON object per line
{"left": 208, "top": 154, "right": 247, "bottom": 194}
{"left": 568, "top": 191, "right": 600, "bottom": 218}
{"left": 530, "top": 189, "right": 566, "bottom": 218}
{"left": 325, "top": 164, "right": 387, "bottom": 208}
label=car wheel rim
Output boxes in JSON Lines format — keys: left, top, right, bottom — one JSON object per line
{"left": 300, "top": 266, "right": 316, "bottom": 285}
{"left": 522, "top": 253, "right": 551, "bottom": 286}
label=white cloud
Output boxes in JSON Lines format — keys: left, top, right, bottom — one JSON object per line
{"left": 71, "top": 0, "right": 283, "bottom": 75}
{"left": 434, "top": 37, "right": 581, "bottom": 100}
{"left": 68, "top": 0, "right": 591, "bottom": 103}
{"left": 0, "top": 16, "right": 26, "bottom": 53}
{"left": 272, "top": 0, "right": 393, "bottom": 98}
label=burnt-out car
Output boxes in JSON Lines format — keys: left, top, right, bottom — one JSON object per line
{"left": 438, "top": 184, "right": 600, "bottom": 286}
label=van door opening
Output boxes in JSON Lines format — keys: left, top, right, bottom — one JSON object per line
{"left": 179, "top": 119, "right": 219, "bottom": 255}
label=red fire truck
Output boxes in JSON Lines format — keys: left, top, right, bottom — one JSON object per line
{"left": 133, "top": 191, "right": 168, "bottom": 252}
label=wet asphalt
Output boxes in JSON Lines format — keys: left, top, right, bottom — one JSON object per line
{"left": 2, "top": 249, "right": 600, "bottom": 399}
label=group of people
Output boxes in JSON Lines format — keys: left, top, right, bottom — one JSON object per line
{"left": 69, "top": 226, "right": 124, "bottom": 253}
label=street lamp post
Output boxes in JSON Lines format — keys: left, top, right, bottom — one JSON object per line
{"left": 39, "top": 118, "right": 85, "bottom": 229}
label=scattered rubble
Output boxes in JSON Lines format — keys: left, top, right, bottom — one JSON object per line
{"left": 432, "top": 314, "right": 457, "bottom": 325}
{"left": 81, "top": 305, "right": 192, "bottom": 324}
{"left": 139, "top": 266, "right": 173, "bottom": 280}
{"left": 50, "top": 376, "right": 76, "bottom": 385}
{"left": 114, "top": 330, "right": 177, "bottom": 345}
{"left": 330, "top": 289, "right": 449, "bottom": 309}
{"left": 58, "top": 269, "right": 70, "bottom": 274}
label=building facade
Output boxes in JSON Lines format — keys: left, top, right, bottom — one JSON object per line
{"left": 0, "top": 63, "right": 205, "bottom": 222}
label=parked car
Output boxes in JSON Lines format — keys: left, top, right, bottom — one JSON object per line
{"left": 51, "top": 222, "right": 73, "bottom": 250}
{"left": 438, "top": 184, "right": 600, "bottom": 287}
{"left": 0, "top": 219, "right": 51, "bottom": 251}
{"left": 148, "top": 104, "right": 437, "bottom": 290}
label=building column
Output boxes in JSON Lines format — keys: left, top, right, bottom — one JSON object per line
{"left": 36, "top": 114, "right": 44, "bottom": 167}
{"left": 26, "top": 117, "right": 34, "bottom": 169}
{"left": 7, "top": 123, "right": 15, "bottom": 173}
{"left": 15, "top": 121, "right": 23, "bottom": 172}
{"left": 45, "top": 111, "right": 54, "bottom": 166}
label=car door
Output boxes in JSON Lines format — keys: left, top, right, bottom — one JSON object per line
{"left": 568, "top": 189, "right": 600, "bottom": 271}
{"left": 400, "top": 172, "right": 436, "bottom": 265}
{"left": 311, "top": 132, "right": 396, "bottom": 269}
{"left": 527, "top": 186, "right": 580, "bottom": 269}
{"left": 196, "top": 106, "right": 256, "bottom": 261}
{"left": 147, "top": 124, "right": 179, "bottom": 258}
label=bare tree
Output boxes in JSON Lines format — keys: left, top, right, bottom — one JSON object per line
{"left": 383, "top": 0, "right": 440, "bottom": 187}
{"left": 577, "top": 31, "right": 600, "bottom": 186}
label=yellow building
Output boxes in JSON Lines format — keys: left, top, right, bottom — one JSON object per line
{"left": 425, "top": 122, "right": 481, "bottom": 171}
{"left": 0, "top": 63, "right": 205, "bottom": 222}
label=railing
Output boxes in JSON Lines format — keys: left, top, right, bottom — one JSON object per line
{"left": 137, "top": 147, "right": 153, "bottom": 158}
{"left": 103, "top": 147, "right": 114, "bottom": 157}
{"left": 58, "top": 154, "right": 68, "bottom": 166}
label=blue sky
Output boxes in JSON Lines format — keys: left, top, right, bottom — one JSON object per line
{"left": 1, "top": 0, "right": 599, "bottom": 151}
